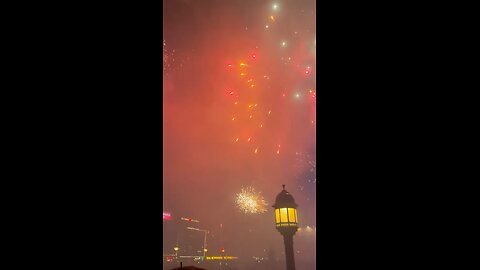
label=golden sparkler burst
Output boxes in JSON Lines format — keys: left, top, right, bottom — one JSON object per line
{"left": 235, "top": 187, "right": 268, "bottom": 214}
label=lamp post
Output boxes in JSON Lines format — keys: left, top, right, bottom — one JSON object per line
{"left": 221, "top": 247, "right": 226, "bottom": 270}
{"left": 273, "top": 185, "right": 299, "bottom": 270}
{"left": 186, "top": 227, "right": 209, "bottom": 259}
{"left": 174, "top": 245, "right": 179, "bottom": 259}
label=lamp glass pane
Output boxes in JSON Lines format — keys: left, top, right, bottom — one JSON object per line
{"left": 280, "top": 208, "right": 288, "bottom": 223}
{"left": 275, "top": 209, "right": 280, "bottom": 223}
{"left": 288, "top": 208, "right": 296, "bottom": 223}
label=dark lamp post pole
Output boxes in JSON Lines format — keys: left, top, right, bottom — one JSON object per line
{"left": 273, "top": 184, "right": 299, "bottom": 270}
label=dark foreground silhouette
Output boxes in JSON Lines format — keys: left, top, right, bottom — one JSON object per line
{"left": 170, "top": 267, "right": 206, "bottom": 270}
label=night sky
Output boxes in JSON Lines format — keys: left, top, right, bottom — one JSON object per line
{"left": 163, "top": 0, "right": 316, "bottom": 268}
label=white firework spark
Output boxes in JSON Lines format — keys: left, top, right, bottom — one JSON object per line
{"left": 235, "top": 187, "right": 268, "bottom": 214}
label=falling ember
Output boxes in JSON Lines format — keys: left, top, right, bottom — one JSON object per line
{"left": 247, "top": 137, "right": 251, "bottom": 142}
{"left": 260, "top": 124, "right": 263, "bottom": 128}
{"left": 254, "top": 147, "right": 259, "bottom": 154}
{"left": 268, "top": 110, "right": 271, "bottom": 114}
{"left": 276, "top": 149, "right": 280, "bottom": 154}
{"left": 270, "top": 15, "right": 275, "bottom": 21}
{"left": 240, "top": 73, "right": 245, "bottom": 76}
{"left": 235, "top": 187, "right": 268, "bottom": 214}
{"left": 232, "top": 117, "right": 235, "bottom": 121}
{"left": 235, "top": 138, "right": 239, "bottom": 142}
{"left": 250, "top": 84, "right": 255, "bottom": 87}
{"left": 249, "top": 115, "right": 253, "bottom": 119}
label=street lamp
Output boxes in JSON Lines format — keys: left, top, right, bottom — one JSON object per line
{"left": 173, "top": 245, "right": 179, "bottom": 258}
{"left": 221, "top": 248, "right": 226, "bottom": 270}
{"left": 186, "top": 227, "right": 209, "bottom": 259}
{"left": 273, "top": 185, "right": 299, "bottom": 270}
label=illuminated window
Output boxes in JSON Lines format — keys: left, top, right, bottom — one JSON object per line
{"left": 275, "top": 209, "right": 280, "bottom": 223}
{"left": 288, "top": 208, "right": 296, "bottom": 223}
{"left": 280, "top": 208, "right": 288, "bottom": 223}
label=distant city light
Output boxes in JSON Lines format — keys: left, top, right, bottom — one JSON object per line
{"left": 181, "top": 217, "right": 200, "bottom": 223}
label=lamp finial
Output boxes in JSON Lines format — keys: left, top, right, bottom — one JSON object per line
{"left": 282, "top": 184, "right": 285, "bottom": 190}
